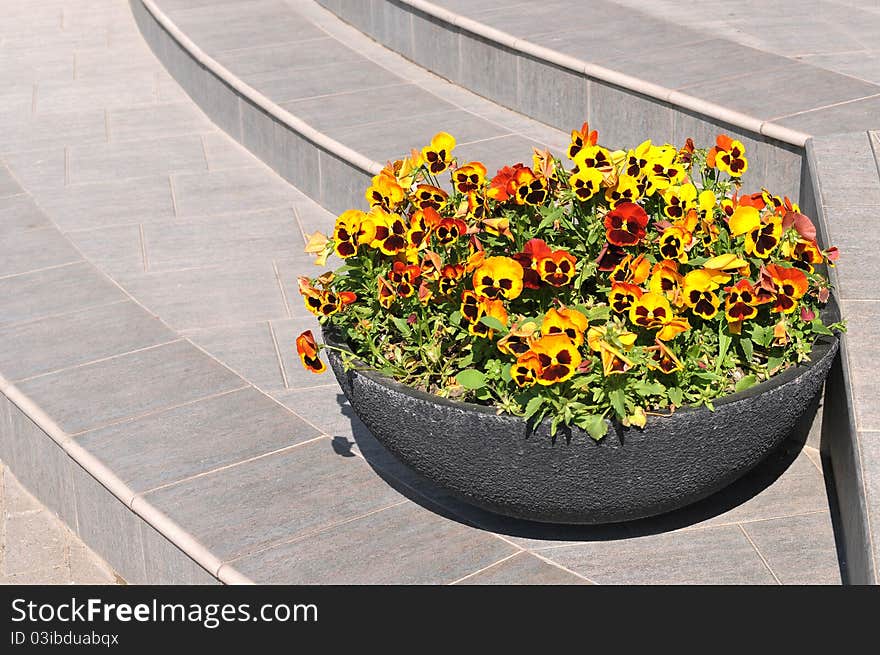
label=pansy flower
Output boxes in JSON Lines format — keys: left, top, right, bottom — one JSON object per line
{"left": 407, "top": 207, "right": 441, "bottom": 250}
{"left": 472, "top": 256, "right": 524, "bottom": 300}
{"left": 681, "top": 270, "right": 720, "bottom": 320}
{"left": 763, "top": 264, "right": 809, "bottom": 314}
{"left": 596, "top": 243, "right": 627, "bottom": 272}
{"left": 569, "top": 167, "right": 604, "bottom": 202}
{"left": 530, "top": 334, "right": 582, "bottom": 385}
{"left": 645, "top": 148, "right": 685, "bottom": 194}
{"left": 629, "top": 292, "right": 691, "bottom": 340}
{"left": 434, "top": 217, "right": 468, "bottom": 246}
{"left": 387, "top": 261, "right": 421, "bottom": 298}
{"left": 724, "top": 278, "right": 760, "bottom": 324}
{"left": 587, "top": 325, "right": 637, "bottom": 376}
{"left": 542, "top": 307, "right": 589, "bottom": 346}
{"left": 604, "top": 174, "right": 641, "bottom": 207}
{"left": 412, "top": 184, "right": 449, "bottom": 211}
{"left": 438, "top": 263, "right": 465, "bottom": 295}
{"left": 788, "top": 239, "right": 825, "bottom": 272}
{"left": 298, "top": 276, "right": 351, "bottom": 317}
{"left": 333, "top": 209, "right": 367, "bottom": 259}
{"left": 511, "top": 166, "right": 549, "bottom": 206}
{"left": 481, "top": 216, "right": 513, "bottom": 240}
{"left": 604, "top": 202, "right": 649, "bottom": 247}
{"left": 645, "top": 339, "right": 683, "bottom": 374}
{"left": 452, "top": 161, "right": 487, "bottom": 194}
{"left": 658, "top": 225, "right": 691, "bottom": 262}
{"left": 535, "top": 249, "right": 578, "bottom": 286}
{"left": 365, "top": 170, "right": 405, "bottom": 211}
{"left": 573, "top": 145, "right": 615, "bottom": 175}
{"left": 662, "top": 184, "right": 698, "bottom": 220}
{"left": 729, "top": 206, "right": 781, "bottom": 258}
{"left": 624, "top": 140, "right": 653, "bottom": 178}
{"left": 707, "top": 134, "right": 748, "bottom": 177}
{"left": 487, "top": 164, "right": 525, "bottom": 202}
{"left": 648, "top": 260, "right": 682, "bottom": 304}
{"left": 377, "top": 275, "right": 396, "bottom": 309}
{"left": 498, "top": 319, "right": 540, "bottom": 357}
{"left": 295, "top": 330, "right": 325, "bottom": 374}
{"left": 513, "top": 238, "right": 553, "bottom": 290}
{"left": 421, "top": 132, "right": 455, "bottom": 174}
{"left": 608, "top": 282, "right": 643, "bottom": 314}
{"left": 511, "top": 351, "right": 543, "bottom": 387}
{"left": 460, "top": 291, "right": 508, "bottom": 338}
{"left": 363, "top": 208, "right": 408, "bottom": 256}
{"left": 466, "top": 192, "right": 490, "bottom": 220}
{"left": 566, "top": 121, "right": 598, "bottom": 160}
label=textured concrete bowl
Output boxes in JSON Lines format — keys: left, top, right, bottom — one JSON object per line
{"left": 323, "top": 304, "right": 839, "bottom": 524}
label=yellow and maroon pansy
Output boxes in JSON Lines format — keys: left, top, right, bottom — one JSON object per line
{"left": 569, "top": 166, "right": 604, "bottom": 202}
{"left": 365, "top": 170, "right": 405, "bottom": 211}
{"left": 542, "top": 307, "right": 589, "bottom": 345}
{"left": 724, "top": 279, "right": 760, "bottom": 324}
{"left": 661, "top": 183, "right": 697, "bottom": 220}
{"left": 648, "top": 259, "right": 682, "bottom": 304}
{"left": 608, "top": 282, "right": 643, "bottom": 315}
{"left": 438, "top": 263, "right": 465, "bottom": 295}
{"left": 472, "top": 255, "right": 524, "bottom": 300}
{"left": 573, "top": 145, "right": 615, "bottom": 175}
{"left": 629, "top": 292, "right": 690, "bottom": 340}
{"left": 421, "top": 132, "right": 455, "bottom": 174}
{"left": 789, "top": 239, "right": 825, "bottom": 272}
{"left": 763, "top": 264, "right": 809, "bottom": 314}
{"left": 363, "top": 208, "right": 408, "bottom": 256}
{"left": 535, "top": 249, "right": 578, "bottom": 287}
{"left": 481, "top": 216, "right": 513, "bottom": 240}
{"left": 511, "top": 166, "right": 549, "bottom": 206}
{"left": 658, "top": 225, "right": 691, "bottom": 263}
{"left": 645, "top": 149, "right": 686, "bottom": 194}
{"left": 412, "top": 184, "right": 449, "bottom": 211}
{"left": 460, "top": 292, "right": 508, "bottom": 338}
{"left": 529, "top": 334, "right": 582, "bottom": 385}
{"left": 682, "top": 270, "right": 721, "bottom": 320}
{"left": 295, "top": 330, "right": 325, "bottom": 374}
{"left": 466, "top": 192, "right": 490, "bottom": 220}
{"left": 707, "top": 134, "right": 748, "bottom": 177}
{"left": 377, "top": 274, "right": 395, "bottom": 309}
{"left": 460, "top": 289, "right": 482, "bottom": 324}
{"left": 603, "top": 202, "right": 649, "bottom": 247}
{"left": 434, "top": 217, "right": 468, "bottom": 246}
{"left": 623, "top": 140, "right": 652, "bottom": 178}
{"left": 645, "top": 339, "right": 683, "bottom": 374}
{"left": 729, "top": 206, "right": 781, "bottom": 258}
{"left": 609, "top": 252, "right": 651, "bottom": 285}
{"left": 407, "top": 207, "right": 441, "bottom": 250}
{"left": 604, "top": 174, "right": 641, "bottom": 208}
{"left": 497, "top": 319, "right": 539, "bottom": 357}
{"left": 511, "top": 351, "right": 543, "bottom": 388}
{"left": 387, "top": 261, "right": 421, "bottom": 298}
{"left": 566, "top": 121, "right": 598, "bottom": 160}
{"left": 333, "top": 209, "right": 366, "bottom": 259}
{"left": 452, "top": 161, "right": 487, "bottom": 194}
{"left": 298, "top": 276, "right": 345, "bottom": 317}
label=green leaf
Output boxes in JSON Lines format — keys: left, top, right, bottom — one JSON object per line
{"left": 585, "top": 305, "right": 611, "bottom": 322}
{"left": 740, "top": 337, "right": 753, "bottom": 363}
{"left": 479, "top": 315, "right": 508, "bottom": 334}
{"left": 767, "top": 356, "right": 785, "bottom": 374}
{"left": 523, "top": 395, "right": 544, "bottom": 420}
{"left": 500, "top": 362, "right": 513, "bottom": 383}
{"left": 735, "top": 374, "right": 757, "bottom": 392}
{"left": 455, "top": 369, "right": 486, "bottom": 389}
{"left": 668, "top": 387, "right": 684, "bottom": 406}
{"left": 634, "top": 380, "right": 666, "bottom": 396}
{"left": 715, "top": 323, "right": 732, "bottom": 373}
{"left": 811, "top": 319, "right": 834, "bottom": 336}
{"left": 576, "top": 414, "right": 608, "bottom": 441}
{"left": 609, "top": 388, "right": 627, "bottom": 418}
{"left": 390, "top": 316, "right": 412, "bottom": 338}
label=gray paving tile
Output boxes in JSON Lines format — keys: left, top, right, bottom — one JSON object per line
{"left": 67, "top": 541, "right": 117, "bottom": 585}
{"left": 0, "top": 300, "right": 175, "bottom": 382}
{"left": 318, "top": 149, "right": 373, "bottom": 215}
{"left": 249, "top": 59, "right": 402, "bottom": 104}
{"left": 292, "top": 199, "right": 335, "bottom": 240}
{"left": 684, "top": 63, "right": 880, "bottom": 120}
{"left": 0, "top": 109, "right": 106, "bottom": 155}
{"left": 34, "top": 73, "right": 159, "bottom": 114}
{"left": 183, "top": 323, "right": 286, "bottom": 390}
{"left": 860, "top": 428, "right": 880, "bottom": 574}
{"left": 142, "top": 207, "right": 301, "bottom": 272}
{"left": 271, "top": 385, "right": 363, "bottom": 438}
{"left": 369, "top": 0, "right": 414, "bottom": 59}
{"left": 107, "top": 102, "right": 214, "bottom": 143}
{"left": 821, "top": 206, "right": 880, "bottom": 300}
{"left": 68, "top": 135, "right": 207, "bottom": 185}
{"left": 839, "top": 300, "right": 880, "bottom": 431}
{"left": 269, "top": 316, "right": 336, "bottom": 389}
{"left": 171, "top": 167, "right": 303, "bottom": 217}
{"left": 540, "top": 525, "right": 777, "bottom": 584}
{"left": 71, "top": 463, "right": 148, "bottom": 585}
{"left": 325, "top": 108, "right": 512, "bottom": 163}
{"left": 516, "top": 56, "right": 588, "bottom": 132}
{"left": 76, "top": 387, "right": 318, "bottom": 494}
{"left": 590, "top": 80, "right": 676, "bottom": 148}
{"left": 810, "top": 132, "right": 880, "bottom": 207}
{"left": 458, "top": 32, "right": 520, "bottom": 112}
{"left": 73, "top": 44, "right": 161, "bottom": 80}
{"left": 141, "top": 522, "right": 219, "bottom": 585}
{"left": 779, "top": 93, "right": 880, "bottom": 136}
{"left": 33, "top": 176, "right": 175, "bottom": 231}
{"left": 0, "top": 262, "right": 125, "bottom": 328}
{"left": 281, "top": 83, "right": 451, "bottom": 132}
{"left": 800, "top": 51, "right": 880, "bottom": 85}
{"left": 742, "top": 512, "right": 842, "bottom": 584}
{"left": 3, "top": 148, "right": 66, "bottom": 190}
{"left": 15, "top": 340, "right": 245, "bottom": 435}
{"left": 410, "top": 8, "right": 461, "bottom": 82}
{"left": 2, "top": 466, "right": 42, "bottom": 515}
{"left": 456, "top": 552, "right": 590, "bottom": 585}
{"left": 0, "top": 226, "right": 82, "bottom": 278}
{"left": 453, "top": 135, "right": 554, "bottom": 178}
{"left": 201, "top": 133, "right": 261, "bottom": 170}
{"left": 0, "top": 164, "right": 22, "bottom": 198}
{"left": 120, "top": 263, "right": 288, "bottom": 330}
{"left": 0, "top": 195, "right": 52, "bottom": 235}
{"left": 231, "top": 500, "right": 517, "bottom": 583}
{"left": 3, "top": 511, "right": 67, "bottom": 576}
{"left": 214, "top": 38, "right": 359, "bottom": 77}
{"left": 143, "top": 438, "right": 405, "bottom": 561}
{"left": 65, "top": 224, "right": 144, "bottom": 275}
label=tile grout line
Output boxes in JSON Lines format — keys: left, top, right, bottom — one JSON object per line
{"left": 273, "top": 259, "right": 293, "bottom": 319}
{"left": 104, "top": 109, "right": 111, "bottom": 143}
{"left": 868, "top": 130, "right": 880, "bottom": 184}
{"left": 68, "top": 385, "right": 250, "bottom": 440}
{"left": 738, "top": 524, "right": 783, "bottom": 584}
{"left": 167, "top": 174, "right": 178, "bottom": 217}
{"left": 0, "top": 258, "right": 85, "bottom": 282}
{"left": 12, "top": 338, "right": 184, "bottom": 384}
{"left": 138, "top": 223, "right": 149, "bottom": 272}
{"left": 768, "top": 91, "right": 880, "bottom": 122}
{"left": 447, "top": 552, "right": 521, "bottom": 585}
{"left": 0, "top": 299, "right": 130, "bottom": 331}
{"left": 267, "top": 321, "right": 290, "bottom": 389}
{"left": 30, "top": 84, "right": 37, "bottom": 115}
{"left": 223, "top": 499, "right": 411, "bottom": 569}
{"left": 137, "top": 434, "right": 329, "bottom": 497}
{"left": 527, "top": 549, "right": 599, "bottom": 584}
{"left": 64, "top": 147, "right": 70, "bottom": 186}
{"left": 199, "top": 134, "right": 211, "bottom": 171}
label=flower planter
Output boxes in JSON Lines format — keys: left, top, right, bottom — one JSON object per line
{"left": 324, "top": 304, "right": 839, "bottom": 525}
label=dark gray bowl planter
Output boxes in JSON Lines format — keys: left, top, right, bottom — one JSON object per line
{"left": 323, "top": 303, "right": 839, "bottom": 525}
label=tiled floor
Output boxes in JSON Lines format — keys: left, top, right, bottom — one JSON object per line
{"left": 0, "top": 0, "right": 856, "bottom": 583}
